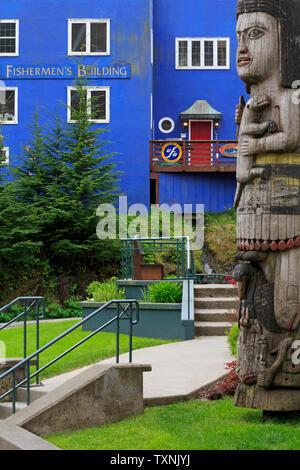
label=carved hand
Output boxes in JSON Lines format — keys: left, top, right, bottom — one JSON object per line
{"left": 240, "top": 137, "right": 257, "bottom": 157}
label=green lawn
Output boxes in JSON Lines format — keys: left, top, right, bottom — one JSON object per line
{"left": 0, "top": 320, "right": 175, "bottom": 380}
{"left": 43, "top": 397, "right": 300, "bottom": 450}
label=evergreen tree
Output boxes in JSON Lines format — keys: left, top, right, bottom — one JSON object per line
{"left": 9, "top": 82, "right": 121, "bottom": 274}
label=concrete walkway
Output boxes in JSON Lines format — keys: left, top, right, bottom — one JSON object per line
{"left": 41, "top": 336, "right": 234, "bottom": 406}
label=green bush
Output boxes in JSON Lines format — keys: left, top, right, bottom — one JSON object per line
{"left": 86, "top": 277, "right": 125, "bottom": 302}
{"left": 226, "top": 323, "right": 239, "bottom": 357}
{"left": 142, "top": 282, "right": 182, "bottom": 304}
{"left": 0, "top": 299, "right": 82, "bottom": 323}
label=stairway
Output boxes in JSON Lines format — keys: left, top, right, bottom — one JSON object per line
{"left": 0, "top": 386, "right": 46, "bottom": 420}
{"left": 194, "top": 284, "right": 239, "bottom": 337}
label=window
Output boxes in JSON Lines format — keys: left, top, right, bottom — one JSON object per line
{"left": 68, "top": 19, "right": 110, "bottom": 56}
{"left": 0, "top": 87, "right": 18, "bottom": 124}
{"left": 0, "top": 20, "right": 19, "bottom": 56}
{"left": 1, "top": 147, "right": 9, "bottom": 165}
{"left": 67, "top": 86, "right": 110, "bottom": 123}
{"left": 158, "top": 117, "right": 175, "bottom": 134}
{"left": 175, "top": 38, "right": 230, "bottom": 69}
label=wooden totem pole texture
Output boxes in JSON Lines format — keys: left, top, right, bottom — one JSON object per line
{"left": 234, "top": 0, "right": 300, "bottom": 411}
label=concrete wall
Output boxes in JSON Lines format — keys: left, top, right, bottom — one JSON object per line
{"left": 6, "top": 364, "right": 151, "bottom": 436}
{"left": 81, "top": 301, "right": 190, "bottom": 340}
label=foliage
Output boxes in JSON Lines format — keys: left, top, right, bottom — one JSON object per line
{"left": 0, "top": 298, "right": 82, "bottom": 323}
{"left": 226, "top": 323, "right": 239, "bottom": 357}
{"left": 0, "top": 79, "right": 122, "bottom": 289}
{"left": 204, "top": 208, "right": 237, "bottom": 271}
{"left": 141, "top": 282, "right": 182, "bottom": 303}
{"left": 212, "top": 361, "right": 240, "bottom": 398}
{"left": 44, "top": 298, "right": 82, "bottom": 319}
{"left": 86, "top": 277, "right": 125, "bottom": 302}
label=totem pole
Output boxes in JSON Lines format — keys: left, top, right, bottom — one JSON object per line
{"left": 233, "top": 0, "right": 300, "bottom": 415}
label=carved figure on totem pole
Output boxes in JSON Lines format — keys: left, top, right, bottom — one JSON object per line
{"left": 233, "top": 0, "right": 300, "bottom": 412}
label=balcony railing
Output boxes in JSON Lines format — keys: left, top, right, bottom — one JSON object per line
{"left": 150, "top": 140, "right": 237, "bottom": 173}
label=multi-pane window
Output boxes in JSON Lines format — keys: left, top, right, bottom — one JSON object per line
{"left": 67, "top": 86, "right": 110, "bottom": 123}
{"left": 1, "top": 147, "right": 9, "bottom": 165}
{"left": 68, "top": 19, "right": 110, "bottom": 55}
{"left": 176, "top": 38, "right": 230, "bottom": 69}
{"left": 0, "top": 20, "right": 19, "bottom": 56}
{"left": 0, "top": 88, "right": 18, "bottom": 124}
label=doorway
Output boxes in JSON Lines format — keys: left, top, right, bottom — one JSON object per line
{"left": 189, "top": 120, "right": 212, "bottom": 165}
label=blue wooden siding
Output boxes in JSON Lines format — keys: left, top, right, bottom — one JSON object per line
{"left": 159, "top": 173, "right": 236, "bottom": 213}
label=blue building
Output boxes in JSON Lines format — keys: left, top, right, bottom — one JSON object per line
{"left": 0, "top": 0, "right": 244, "bottom": 212}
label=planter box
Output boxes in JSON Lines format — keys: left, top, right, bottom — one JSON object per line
{"left": 81, "top": 301, "right": 193, "bottom": 341}
{"left": 116, "top": 279, "right": 183, "bottom": 301}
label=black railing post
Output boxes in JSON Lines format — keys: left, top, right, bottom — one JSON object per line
{"left": 26, "top": 361, "right": 30, "bottom": 406}
{"left": 12, "top": 370, "right": 16, "bottom": 414}
{"left": 36, "top": 301, "right": 40, "bottom": 385}
{"left": 129, "top": 303, "right": 133, "bottom": 363}
{"left": 116, "top": 303, "right": 120, "bottom": 363}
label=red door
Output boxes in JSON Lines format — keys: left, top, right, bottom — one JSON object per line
{"left": 190, "top": 121, "right": 212, "bottom": 165}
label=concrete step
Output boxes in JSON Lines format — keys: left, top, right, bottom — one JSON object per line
{"left": 194, "top": 321, "right": 232, "bottom": 337}
{"left": 0, "top": 401, "right": 27, "bottom": 419}
{"left": 15, "top": 386, "right": 47, "bottom": 403}
{"left": 194, "top": 284, "right": 237, "bottom": 298}
{"left": 194, "top": 308, "right": 233, "bottom": 322}
{"left": 194, "top": 296, "right": 239, "bottom": 309}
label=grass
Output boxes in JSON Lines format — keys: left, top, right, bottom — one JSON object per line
{"left": 44, "top": 397, "right": 300, "bottom": 450}
{"left": 0, "top": 320, "right": 175, "bottom": 380}
{"left": 205, "top": 209, "right": 237, "bottom": 271}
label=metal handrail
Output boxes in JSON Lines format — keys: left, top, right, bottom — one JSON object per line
{"left": 0, "top": 299, "right": 139, "bottom": 414}
{"left": 121, "top": 236, "right": 191, "bottom": 281}
{"left": 0, "top": 297, "right": 45, "bottom": 386}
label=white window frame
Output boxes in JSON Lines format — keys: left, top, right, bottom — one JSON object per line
{"left": 175, "top": 37, "right": 230, "bottom": 70}
{"left": 0, "top": 87, "right": 18, "bottom": 124}
{"left": 0, "top": 19, "right": 19, "bottom": 56}
{"left": 68, "top": 19, "right": 110, "bottom": 56}
{"left": 67, "top": 86, "right": 110, "bottom": 124}
{"left": 1, "top": 147, "right": 9, "bottom": 165}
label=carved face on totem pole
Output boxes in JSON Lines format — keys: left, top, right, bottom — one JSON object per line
{"left": 236, "top": 12, "right": 279, "bottom": 86}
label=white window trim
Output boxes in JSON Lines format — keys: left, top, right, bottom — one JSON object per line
{"left": 175, "top": 37, "right": 230, "bottom": 70}
{"left": 0, "top": 19, "right": 19, "bottom": 57}
{"left": 1, "top": 147, "right": 9, "bottom": 165}
{"left": 158, "top": 117, "right": 175, "bottom": 134}
{"left": 67, "top": 86, "right": 110, "bottom": 124}
{"left": 0, "top": 87, "right": 18, "bottom": 124}
{"left": 68, "top": 19, "right": 110, "bottom": 56}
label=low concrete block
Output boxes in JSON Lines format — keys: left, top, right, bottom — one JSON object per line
{"left": 0, "top": 358, "right": 37, "bottom": 402}
{"left": 6, "top": 363, "right": 151, "bottom": 436}
{"left": 0, "top": 424, "right": 59, "bottom": 450}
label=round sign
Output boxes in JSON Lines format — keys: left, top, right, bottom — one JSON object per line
{"left": 161, "top": 142, "right": 182, "bottom": 163}
{"left": 219, "top": 144, "right": 238, "bottom": 157}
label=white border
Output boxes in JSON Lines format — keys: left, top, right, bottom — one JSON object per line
{"left": 0, "top": 87, "right": 18, "bottom": 124}
{"left": 175, "top": 37, "right": 230, "bottom": 70}
{"left": 68, "top": 19, "right": 110, "bottom": 56}
{"left": 67, "top": 86, "right": 110, "bottom": 123}
{"left": 0, "top": 19, "right": 19, "bottom": 57}
{"left": 1, "top": 147, "right": 9, "bottom": 165}
{"left": 158, "top": 117, "right": 175, "bottom": 134}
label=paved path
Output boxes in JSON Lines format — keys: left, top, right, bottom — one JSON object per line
{"left": 41, "top": 336, "right": 233, "bottom": 405}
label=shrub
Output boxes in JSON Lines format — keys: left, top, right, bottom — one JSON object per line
{"left": 44, "top": 298, "right": 82, "bottom": 319}
{"left": 226, "top": 323, "right": 239, "bottom": 357}
{"left": 86, "top": 277, "right": 125, "bottom": 302}
{"left": 142, "top": 282, "right": 182, "bottom": 303}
